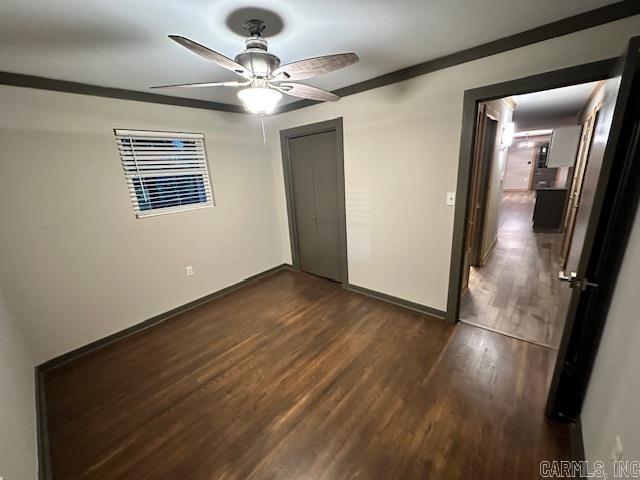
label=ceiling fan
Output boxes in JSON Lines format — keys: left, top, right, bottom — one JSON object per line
{"left": 152, "top": 19, "right": 359, "bottom": 115}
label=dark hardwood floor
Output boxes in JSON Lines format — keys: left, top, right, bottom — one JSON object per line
{"left": 460, "top": 192, "right": 565, "bottom": 347}
{"left": 43, "top": 269, "right": 572, "bottom": 479}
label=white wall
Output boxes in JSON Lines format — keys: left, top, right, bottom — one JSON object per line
{"left": 582, "top": 203, "right": 640, "bottom": 473}
{"left": 0, "top": 87, "right": 284, "bottom": 364}
{"left": 480, "top": 99, "right": 513, "bottom": 261}
{"left": 0, "top": 292, "right": 37, "bottom": 480}
{"left": 268, "top": 15, "right": 640, "bottom": 311}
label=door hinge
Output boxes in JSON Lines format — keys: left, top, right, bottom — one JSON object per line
{"left": 558, "top": 271, "right": 599, "bottom": 291}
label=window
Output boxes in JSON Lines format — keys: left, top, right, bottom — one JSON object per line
{"left": 114, "top": 129, "right": 214, "bottom": 218}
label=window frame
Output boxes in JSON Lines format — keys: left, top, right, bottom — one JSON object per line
{"left": 114, "top": 128, "right": 215, "bottom": 218}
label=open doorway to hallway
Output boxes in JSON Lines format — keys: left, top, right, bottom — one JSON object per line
{"left": 459, "top": 80, "right": 603, "bottom": 348}
{"left": 449, "top": 37, "right": 640, "bottom": 422}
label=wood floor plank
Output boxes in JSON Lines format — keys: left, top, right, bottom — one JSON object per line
{"left": 43, "top": 269, "right": 572, "bottom": 479}
{"left": 460, "top": 191, "right": 564, "bottom": 346}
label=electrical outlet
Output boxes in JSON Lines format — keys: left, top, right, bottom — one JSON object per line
{"left": 612, "top": 435, "right": 624, "bottom": 461}
{"left": 446, "top": 192, "right": 456, "bottom": 206}
{"left": 185, "top": 265, "right": 194, "bottom": 277}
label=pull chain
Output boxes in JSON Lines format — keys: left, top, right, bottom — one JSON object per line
{"left": 260, "top": 114, "right": 267, "bottom": 149}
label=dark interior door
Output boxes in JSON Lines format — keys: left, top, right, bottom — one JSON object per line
{"left": 289, "top": 130, "right": 342, "bottom": 282}
{"left": 546, "top": 37, "right": 640, "bottom": 419}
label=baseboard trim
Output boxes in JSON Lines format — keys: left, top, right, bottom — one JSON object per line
{"left": 37, "top": 263, "right": 291, "bottom": 374}
{"left": 344, "top": 283, "right": 446, "bottom": 319}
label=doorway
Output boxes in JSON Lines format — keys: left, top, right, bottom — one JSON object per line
{"left": 459, "top": 84, "right": 604, "bottom": 348}
{"left": 280, "top": 118, "right": 348, "bottom": 283}
{"left": 448, "top": 38, "right": 640, "bottom": 420}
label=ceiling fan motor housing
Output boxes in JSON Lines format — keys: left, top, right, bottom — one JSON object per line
{"left": 235, "top": 38, "right": 281, "bottom": 78}
{"left": 234, "top": 20, "right": 281, "bottom": 78}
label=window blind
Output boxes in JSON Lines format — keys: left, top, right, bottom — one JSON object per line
{"left": 114, "top": 129, "right": 214, "bottom": 218}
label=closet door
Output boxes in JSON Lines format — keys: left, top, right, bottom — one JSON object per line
{"left": 310, "top": 131, "right": 341, "bottom": 281}
{"left": 288, "top": 130, "right": 341, "bottom": 281}
{"left": 289, "top": 135, "right": 321, "bottom": 276}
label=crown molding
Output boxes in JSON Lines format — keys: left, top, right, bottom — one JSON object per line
{"left": 276, "top": 0, "right": 640, "bottom": 114}
{"left": 0, "top": 71, "right": 245, "bottom": 113}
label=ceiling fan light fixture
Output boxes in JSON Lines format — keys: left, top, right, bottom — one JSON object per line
{"left": 237, "top": 87, "right": 282, "bottom": 115}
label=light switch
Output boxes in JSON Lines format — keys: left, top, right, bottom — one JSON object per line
{"left": 186, "top": 265, "right": 194, "bottom": 277}
{"left": 446, "top": 192, "right": 456, "bottom": 206}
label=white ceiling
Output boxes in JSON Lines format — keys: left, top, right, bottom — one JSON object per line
{"left": 0, "top": 0, "right": 619, "bottom": 106}
{"left": 512, "top": 81, "right": 600, "bottom": 124}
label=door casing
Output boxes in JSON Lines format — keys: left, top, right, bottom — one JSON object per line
{"left": 280, "top": 118, "right": 349, "bottom": 284}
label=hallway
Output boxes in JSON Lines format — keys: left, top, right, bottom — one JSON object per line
{"left": 460, "top": 192, "right": 564, "bottom": 346}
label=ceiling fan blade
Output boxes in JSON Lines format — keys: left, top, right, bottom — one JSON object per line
{"left": 150, "top": 80, "right": 249, "bottom": 89}
{"left": 276, "top": 82, "right": 339, "bottom": 102}
{"left": 168, "top": 35, "right": 251, "bottom": 78}
{"left": 273, "top": 53, "right": 358, "bottom": 81}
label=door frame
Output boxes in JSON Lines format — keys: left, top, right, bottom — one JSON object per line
{"left": 279, "top": 117, "right": 349, "bottom": 284}
{"left": 447, "top": 57, "right": 617, "bottom": 324}
{"left": 469, "top": 112, "right": 498, "bottom": 267}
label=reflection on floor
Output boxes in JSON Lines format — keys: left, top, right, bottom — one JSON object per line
{"left": 460, "top": 191, "right": 564, "bottom": 347}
